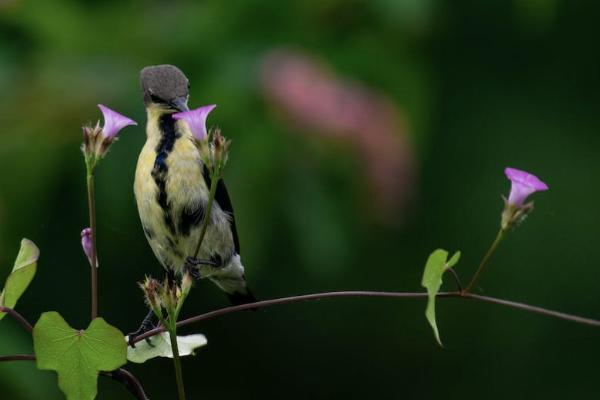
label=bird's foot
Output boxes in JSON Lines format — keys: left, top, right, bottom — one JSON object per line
{"left": 184, "top": 256, "right": 222, "bottom": 280}
{"left": 127, "top": 310, "right": 158, "bottom": 348}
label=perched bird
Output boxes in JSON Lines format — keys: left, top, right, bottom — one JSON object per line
{"left": 134, "top": 64, "right": 255, "bottom": 306}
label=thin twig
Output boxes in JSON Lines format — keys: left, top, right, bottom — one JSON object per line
{"left": 447, "top": 268, "right": 463, "bottom": 292}
{"left": 133, "top": 290, "right": 600, "bottom": 344}
{"left": 0, "top": 306, "right": 33, "bottom": 334}
{"left": 105, "top": 368, "right": 150, "bottom": 400}
{"left": 87, "top": 170, "right": 98, "bottom": 320}
{"left": 465, "top": 228, "right": 506, "bottom": 292}
{"left": 0, "top": 354, "right": 35, "bottom": 362}
{"left": 462, "top": 293, "right": 600, "bottom": 327}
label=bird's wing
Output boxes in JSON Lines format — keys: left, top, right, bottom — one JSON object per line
{"left": 202, "top": 166, "right": 241, "bottom": 254}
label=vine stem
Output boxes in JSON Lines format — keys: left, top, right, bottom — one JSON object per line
{"left": 107, "top": 368, "right": 150, "bottom": 400}
{"left": 1, "top": 291, "right": 599, "bottom": 399}
{"left": 86, "top": 168, "right": 98, "bottom": 320}
{"left": 463, "top": 293, "right": 600, "bottom": 326}
{"left": 465, "top": 228, "right": 506, "bottom": 293}
{"left": 168, "top": 326, "right": 186, "bottom": 400}
{"left": 133, "top": 290, "right": 600, "bottom": 344}
{"left": 0, "top": 306, "right": 33, "bottom": 333}
{"left": 0, "top": 354, "right": 35, "bottom": 362}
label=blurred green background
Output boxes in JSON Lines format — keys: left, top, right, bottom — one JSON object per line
{"left": 1, "top": 0, "right": 599, "bottom": 399}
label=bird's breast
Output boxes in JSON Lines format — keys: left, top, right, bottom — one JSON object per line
{"left": 134, "top": 117, "right": 208, "bottom": 236}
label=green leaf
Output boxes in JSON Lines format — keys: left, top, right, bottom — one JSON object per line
{"left": 126, "top": 332, "right": 207, "bottom": 363}
{"left": 0, "top": 239, "right": 39, "bottom": 320}
{"left": 33, "top": 312, "right": 127, "bottom": 400}
{"left": 421, "top": 249, "right": 461, "bottom": 346}
{"left": 447, "top": 251, "right": 461, "bottom": 268}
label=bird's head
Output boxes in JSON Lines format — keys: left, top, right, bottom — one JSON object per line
{"left": 140, "top": 65, "right": 190, "bottom": 113}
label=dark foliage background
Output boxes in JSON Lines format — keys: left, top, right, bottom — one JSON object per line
{"left": 1, "top": 0, "right": 599, "bottom": 399}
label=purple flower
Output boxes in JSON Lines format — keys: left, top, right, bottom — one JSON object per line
{"left": 98, "top": 104, "right": 137, "bottom": 139}
{"left": 80, "top": 227, "right": 97, "bottom": 267}
{"left": 505, "top": 167, "right": 549, "bottom": 207}
{"left": 173, "top": 104, "right": 217, "bottom": 141}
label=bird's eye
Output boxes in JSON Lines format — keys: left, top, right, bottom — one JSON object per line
{"left": 150, "top": 93, "right": 164, "bottom": 104}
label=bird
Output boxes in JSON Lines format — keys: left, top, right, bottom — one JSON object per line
{"left": 134, "top": 64, "right": 255, "bottom": 309}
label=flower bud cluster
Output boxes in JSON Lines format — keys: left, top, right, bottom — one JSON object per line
{"left": 173, "top": 105, "right": 231, "bottom": 176}
{"left": 139, "top": 273, "right": 194, "bottom": 323}
{"left": 81, "top": 104, "right": 136, "bottom": 170}
{"left": 140, "top": 276, "right": 163, "bottom": 319}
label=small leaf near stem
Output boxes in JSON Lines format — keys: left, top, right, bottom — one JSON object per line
{"left": 465, "top": 228, "right": 506, "bottom": 293}
{"left": 0, "top": 239, "right": 39, "bottom": 322}
{"left": 421, "top": 249, "right": 461, "bottom": 346}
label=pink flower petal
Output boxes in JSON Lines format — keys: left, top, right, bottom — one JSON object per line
{"left": 173, "top": 104, "right": 217, "bottom": 140}
{"left": 98, "top": 104, "right": 137, "bottom": 139}
{"left": 505, "top": 167, "right": 549, "bottom": 207}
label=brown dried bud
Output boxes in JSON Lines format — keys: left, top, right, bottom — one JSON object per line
{"left": 139, "top": 276, "right": 163, "bottom": 316}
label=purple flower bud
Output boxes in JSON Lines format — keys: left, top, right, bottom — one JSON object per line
{"left": 80, "top": 227, "right": 97, "bottom": 267}
{"left": 172, "top": 104, "right": 217, "bottom": 141}
{"left": 505, "top": 167, "right": 549, "bottom": 207}
{"left": 98, "top": 104, "right": 137, "bottom": 139}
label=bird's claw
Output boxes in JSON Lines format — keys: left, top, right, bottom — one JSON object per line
{"left": 184, "top": 256, "right": 221, "bottom": 280}
{"left": 127, "top": 310, "right": 158, "bottom": 348}
{"left": 127, "top": 329, "right": 156, "bottom": 349}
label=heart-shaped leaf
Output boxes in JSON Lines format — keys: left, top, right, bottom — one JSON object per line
{"left": 0, "top": 239, "right": 39, "bottom": 320}
{"left": 126, "top": 332, "right": 207, "bottom": 363}
{"left": 33, "top": 312, "right": 127, "bottom": 400}
{"left": 421, "top": 249, "right": 461, "bottom": 346}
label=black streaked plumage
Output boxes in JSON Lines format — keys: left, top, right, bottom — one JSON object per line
{"left": 151, "top": 114, "right": 180, "bottom": 235}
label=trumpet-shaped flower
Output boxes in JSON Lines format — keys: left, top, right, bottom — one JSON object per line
{"left": 501, "top": 167, "right": 549, "bottom": 230}
{"left": 82, "top": 105, "right": 137, "bottom": 168}
{"left": 98, "top": 104, "right": 137, "bottom": 139}
{"left": 173, "top": 104, "right": 217, "bottom": 141}
{"left": 504, "top": 167, "right": 549, "bottom": 207}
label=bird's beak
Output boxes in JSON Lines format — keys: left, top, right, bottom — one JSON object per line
{"left": 170, "top": 96, "right": 189, "bottom": 112}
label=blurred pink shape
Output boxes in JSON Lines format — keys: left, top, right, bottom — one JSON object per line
{"left": 261, "top": 49, "right": 415, "bottom": 221}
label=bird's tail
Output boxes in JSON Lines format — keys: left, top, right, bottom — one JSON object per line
{"left": 226, "top": 287, "right": 257, "bottom": 306}
{"left": 210, "top": 254, "right": 257, "bottom": 308}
